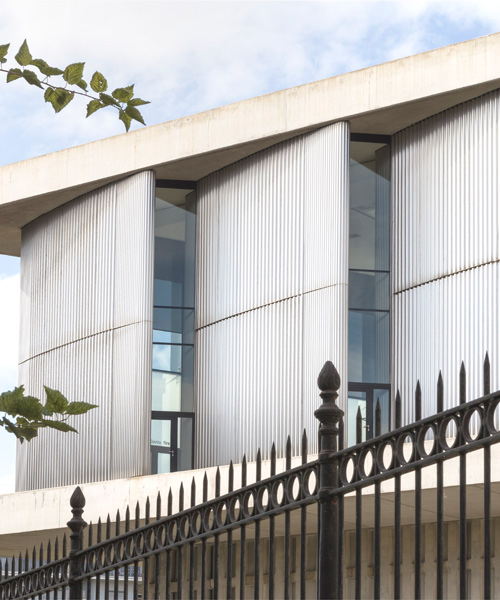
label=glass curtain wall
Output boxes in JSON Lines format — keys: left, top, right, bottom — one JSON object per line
{"left": 152, "top": 183, "right": 196, "bottom": 473}
{"left": 348, "top": 141, "right": 391, "bottom": 444}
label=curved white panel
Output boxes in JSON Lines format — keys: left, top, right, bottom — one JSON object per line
{"left": 392, "top": 90, "right": 500, "bottom": 293}
{"left": 392, "top": 91, "right": 500, "bottom": 424}
{"left": 16, "top": 171, "right": 155, "bottom": 491}
{"left": 195, "top": 123, "right": 350, "bottom": 467}
{"left": 393, "top": 264, "right": 500, "bottom": 423}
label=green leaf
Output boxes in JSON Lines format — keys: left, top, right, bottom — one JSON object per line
{"left": 31, "top": 58, "right": 63, "bottom": 77}
{"left": 86, "top": 99, "right": 105, "bottom": 117}
{"left": 22, "top": 69, "right": 43, "bottom": 88}
{"left": 41, "top": 419, "right": 77, "bottom": 433}
{"left": 0, "top": 387, "right": 23, "bottom": 415}
{"left": 112, "top": 85, "right": 134, "bottom": 103}
{"left": 6, "top": 68, "right": 23, "bottom": 83}
{"left": 99, "top": 92, "right": 119, "bottom": 106}
{"left": 15, "top": 39, "right": 32, "bottom": 66}
{"left": 63, "top": 62, "right": 85, "bottom": 85}
{"left": 125, "top": 105, "right": 146, "bottom": 126}
{"left": 90, "top": 71, "right": 107, "bottom": 93}
{"left": 44, "top": 386, "right": 69, "bottom": 413}
{"left": 128, "top": 97, "right": 150, "bottom": 107}
{"left": 44, "top": 87, "right": 74, "bottom": 113}
{"left": 15, "top": 395, "right": 43, "bottom": 420}
{"left": 65, "top": 401, "right": 98, "bottom": 415}
{"left": 119, "top": 109, "right": 132, "bottom": 132}
{"left": 1, "top": 416, "right": 38, "bottom": 443}
{"left": 0, "top": 43, "right": 9, "bottom": 64}
{"left": 76, "top": 79, "right": 88, "bottom": 91}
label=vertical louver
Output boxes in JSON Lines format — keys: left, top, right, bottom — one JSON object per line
{"left": 196, "top": 123, "right": 350, "bottom": 467}
{"left": 16, "top": 171, "right": 155, "bottom": 491}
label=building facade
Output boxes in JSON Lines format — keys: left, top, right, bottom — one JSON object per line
{"left": 1, "top": 34, "right": 500, "bottom": 492}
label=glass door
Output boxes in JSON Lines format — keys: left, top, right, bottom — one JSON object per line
{"left": 151, "top": 411, "right": 195, "bottom": 474}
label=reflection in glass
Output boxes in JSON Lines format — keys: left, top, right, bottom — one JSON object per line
{"left": 348, "top": 141, "right": 391, "bottom": 443}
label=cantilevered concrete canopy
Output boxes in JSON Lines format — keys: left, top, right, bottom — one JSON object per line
{"left": 1, "top": 33, "right": 500, "bottom": 255}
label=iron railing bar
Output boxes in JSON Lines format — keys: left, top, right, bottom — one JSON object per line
{"left": 269, "top": 446, "right": 276, "bottom": 600}
{"left": 0, "top": 559, "right": 69, "bottom": 585}
{"left": 0, "top": 584, "right": 68, "bottom": 600}
{"left": 284, "top": 437, "right": 291, "bottom": 600}
{"left": 484, "top": 443, "right": 491, "bottom": 599}
{"left": 459, "top": 451, "right": 467, "bottom": 599}
{"left": 374, "top": 402, "right": 381, "bottom": 600}
{"left": 254, "top": 450, "right": 261, "bottom": 600}
{"left": 332, "top": 431, "right": 500, "bottom": 496}
{"left": 459, "top": 363, "right": 467, "bottom": 600}
{"left": 74, "top": 464, "right": 320, "bottom": 559}
{"left": 414, "top": 467, "right": 422, "bottom": 599}
{"left": 71, "top": 497, "right": 320, "bottom": 579}
{"left": 336, "top": 398, "right": 500, "bottom": 465}
{"left": 394, "top": 474, "right": 401, "bottom": 599}
{"left": 227, "top": 461, "right": 234, "bottom": 600}
{"left": 240, "top": 455, "right": 247, "bottom": 600}
{"left": 355, "top": 407, "right": 362, "bottom": 600}
{"left": 436, "top": 460, "right": 444, "bottom": 599}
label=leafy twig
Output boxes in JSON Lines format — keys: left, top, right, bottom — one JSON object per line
{"left": 0, "top": 40, "right": 149, "bottom": 131}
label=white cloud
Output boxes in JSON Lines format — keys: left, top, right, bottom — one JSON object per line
{"left": 1, "top": 1, "right": 499, "bottom": 166}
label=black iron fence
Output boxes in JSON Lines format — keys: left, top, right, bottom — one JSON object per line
{"left": 1, "top": 355, "right": 500, "bottom": 599}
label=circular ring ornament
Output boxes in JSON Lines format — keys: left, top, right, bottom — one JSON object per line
{"left": 115, "top": 539, "right": 125, "bottom": 562}
{"left": 416, "top": 424, "right": 436, "bottom": 458}
{"left": 271, "top": 481, "right": 285, "bottom": 509}
{"left": 97, "top": 547, "right": 106, "bottom": 570}
{"left": 242, "top": 491, "right": 254, "bottom": 518}
{"left": 376, "top": 440, "right": 395, "bottom": 472}
{"left": 486, "top": 398, "right": 500, "bottom": 435}
{"left": 228, "top": 497, "right": 241, "bottom": 523}
{"left": 438, "top": 416, "right": 460, "bottom": 450}
{"left": 286, "top": 475, "right": 301, "bottom": 503}
{"left": 179, "top": 515, "right": 191, "bottom": 539}
{"left": 256, "top": 487, "right": 270, "bottom": 514}
{"left": 396, "top": 432, "right": 415, "bottom": 465}
{"left": 302, "top": 468, "right": 317, "bottom": 497}
{"left": 168, "top": 520, "right": 178, "bottom": 544}
{"left": 125, "top": 535, "right": 135, "bottom": 559}
{"left": 462, "top": 407, "right": 483, "bottom": 443}
{"left": 340, "top": 456, "right": 356, "bottom": 485}
{"left": 156, "top": 523, "right": 167, "bottom": 547}
{"left": 358, "top": 447, "right": 375, "bottom": 478}
{"left": 191, "top": 510, "right": 203, "bottom": 534}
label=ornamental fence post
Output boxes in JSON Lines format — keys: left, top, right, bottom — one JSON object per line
{"left": 315, "top": 361, "right": 344, "bottom": 600}
{"left": 67, "top": 486, "right": 87, "bottom": 600}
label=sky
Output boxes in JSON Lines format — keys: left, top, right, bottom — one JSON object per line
{"left": 1, "top": 0, "right": 500, "bottom": 494}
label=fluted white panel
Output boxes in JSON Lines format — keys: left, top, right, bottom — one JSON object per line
{"left": 393, "top": 264, "right": 500, "bottom": 424}
{"left": 197, "top": 123, "right": 350, "bottom": 328}
{"left": 196, "top": 123, "right": 349, "bottom": 467}
{"left": 392, "top": 90, "right": 500, "bottom": 293}
{"left": 16, "top": 171, "right": 154, "bottom": 491}
{"left": 393, "top": 91, "right": 500, "bottom": 424}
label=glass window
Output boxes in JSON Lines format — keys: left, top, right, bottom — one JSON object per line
{"left": 348, "top": 141, "right": 391, "bottom": 443}
{"left": 152, "top": 185, "right": 196, "bottom": 472}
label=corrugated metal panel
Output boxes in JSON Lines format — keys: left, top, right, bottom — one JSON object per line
{"left": 393, "top": 263, "right": 500, "bottom": 424}
{"left": 392, "top": 90, "right": 500, "bottom": 293}
{"left": 195, "top": 123, "right": 349, "bottom": 467}
{"left": 16, "top": 171, "right": 154, "bottom": 491}
{"left": 392, "top": 91, "right": 500, "bottom": 424}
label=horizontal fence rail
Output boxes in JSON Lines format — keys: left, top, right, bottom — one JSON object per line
{"left": 2, "top": 353, "right": 500, "bottom": 599}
